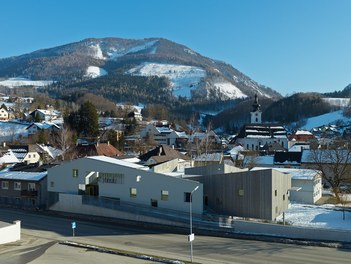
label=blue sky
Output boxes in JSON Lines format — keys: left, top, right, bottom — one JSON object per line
{"left": 1, "top": 0, "right": 350, "bottom": 96}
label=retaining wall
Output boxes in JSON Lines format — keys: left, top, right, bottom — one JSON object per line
{"left": 0, "top": 220, "right": 21, "bottom": 245}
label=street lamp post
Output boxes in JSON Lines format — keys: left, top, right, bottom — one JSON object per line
{"left": 189, "top": 185, "right": 199, "bottom": 263}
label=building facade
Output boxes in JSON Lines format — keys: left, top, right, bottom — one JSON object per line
{"left": 191, "top": 168, "right": 291, "bottom": 220}
{"left": 47, "top": 156, "right": 203, "bottom": 214}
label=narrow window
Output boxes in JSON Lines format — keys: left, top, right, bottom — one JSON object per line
{"left": 283, "top": 194, "right": 285, "bottom": 201}
{"left": 151, "top": 199, "right": 158, "bottom": 207}
{"left": 184, "top": 192, "right": 191, "bottom": 202}
{"left": 130, "top": 187, "right": 137, "bottom": 198}
{"left": 275, "top": 190, "right": 277, "bottom": 196}
{"left": 50, "top": 181, "right": 54, "bottom": 188}
{"left": 161, "top": 190, "right": 169, "bottom": 201}
{"left": 72, "top": 169, "right": 78, "bottom": 177}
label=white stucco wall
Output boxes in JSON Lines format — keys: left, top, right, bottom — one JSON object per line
{"left": 0, "top": 220, "right": 21, "bottom": 244}
{"left": 48, "top": 156, "right": 203, "bottom": 214}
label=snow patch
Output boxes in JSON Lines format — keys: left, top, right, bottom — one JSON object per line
{"left": 212, "top": 81, "right": 247, "bottom": 99}
{"left": 108, "top": 40, "right": 158, "bottom": 60}
{"left": 89, "top": 43, "right": 105, "bottom": 60}
{"left": 127, "top": 62, "right": 206, "bottom": 99}
{"left": 0, "top": 77, "right": 53, "bottom": 88}
{"left": 85, "top": 66, "right": 107, "bottom": 78}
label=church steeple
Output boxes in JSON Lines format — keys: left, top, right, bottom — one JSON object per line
{"left": 250, "top": 94, "right": 262, "bottom": 124}
{"left": 252, "top": 94, "right": 260, "bottom": 112}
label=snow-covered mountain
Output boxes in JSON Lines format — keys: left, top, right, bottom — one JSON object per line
{"left": 0, "top": 37, "right": 281, "bottom": 101}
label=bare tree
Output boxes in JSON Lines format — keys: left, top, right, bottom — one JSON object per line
{"left": 241, "top": 150, "right": 259, "bottom": 170}
{"left": 308, "top": 145, "right": 351, "bottom": 203}
{"left": 53, "top": 126, "right": 75, "bottom": 160}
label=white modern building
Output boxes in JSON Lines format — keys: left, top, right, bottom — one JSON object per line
{"left": 270, "top": 168, "right": 322, "bottom": 204}
{"left": 47, "top": 156, "right": 203, "bottom": 214}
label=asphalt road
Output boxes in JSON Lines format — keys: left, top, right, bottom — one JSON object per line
{"left": 0, "top": 207, "right": 350, "bottom": 264}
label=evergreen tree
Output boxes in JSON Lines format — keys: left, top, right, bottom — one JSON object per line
{"left": 66, "top": 101, "right": 99, "bottom": 139}
{"left": 78, "top": 101, "right": 99, "bottom": 138}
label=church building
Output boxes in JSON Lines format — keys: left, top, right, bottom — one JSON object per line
{"left": 233, "top": 95, "right": 288, "bottom": 152}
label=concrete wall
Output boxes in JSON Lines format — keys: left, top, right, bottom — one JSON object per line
{"left": 185, "top": 163, "right": 246, "bottom": 176}
{"left": 50, "top": 193, "right": 351, "bottom": 243}
{"left": 48, "top": 157, "right": 203, "bottom": 214}
{"left": 192, "top": 169, "right": 291, "bottom": 220}
{"left": 232, "top": 218, "right": 351, "bottom": 242}
{"left": 50, "top": 193, "right": 190, "bottom": 227}
{"left": 0, "top": 220, "right": 21, "bottom": 244}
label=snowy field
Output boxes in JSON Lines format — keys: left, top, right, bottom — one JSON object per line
{"left": 301, "top": 110, "right": 349, "bottom": 130}
{"left": 276, "top": 203, "right": 351, "bottom": 231}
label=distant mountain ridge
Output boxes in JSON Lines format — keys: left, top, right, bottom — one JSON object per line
{"left": 0, "top": 37, "right": 281, "bottom": 102}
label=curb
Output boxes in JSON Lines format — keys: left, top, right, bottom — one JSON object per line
{"left": 60, "top": 240, "right": 187, "bottom": 264}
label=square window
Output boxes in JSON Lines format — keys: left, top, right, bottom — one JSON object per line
{"left": 28, "top": 183, "right": 36, "bottom": 191}
{"left": 161, "top": 190, "right": 169, "bottom": 201}
{"left": 238, "top": 189, "right": 244, "bottom": 196}
{"left": 130, "top": 187, "right": 137, "bottom": 198}
{"left": 1, "top": 181, "right": 9, "bottom": 190}
{"left": 14, "top": 182, "right": 21, "bottom": 190}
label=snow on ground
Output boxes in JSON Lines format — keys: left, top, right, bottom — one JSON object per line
{"left": 301, "top": 110, "right": 350, "bottom": 130}
{"left": 276, "top": 203, "right": 351, "bottom": 230}
{"left": 212, "top": 81, "right": 247, "bottom": 99}
{"left": 108, "top": 39, "right": 158, "bottom": 60}
{"left": 85, "top": 66, "right": 108, "bottom": 78}
{"left": 0, "top": 77, "right": 53, "bottom": 88}
{"left": 127, "top": 62, "right": 206, "bottom": 98}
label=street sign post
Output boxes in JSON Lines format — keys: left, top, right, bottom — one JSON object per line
{"left": 72, "top": 221, "right": 76, "bottom": 237}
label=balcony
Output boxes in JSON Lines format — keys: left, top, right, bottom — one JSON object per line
{"left": 21, "top": 190, "right": 38, "bottom": 197}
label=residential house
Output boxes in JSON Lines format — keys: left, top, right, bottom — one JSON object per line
{"left": 47, "top": 156, "right": 203, "bottom": 214}
{"left": 140, "top": 121, "right": 173, "bottom": 146}
{"left": 270, "top": 168, "right": 322, "bottom": 204}
{"left": 139, "top": 144, "right": 191, "bottom": 172}
{"left": 72, "top": 142, "right": 123, "bottom": 158}
{"left": 0, "top": 107, "right": 9, "bottom": 121}
{"left": 9, "top": 145, "right": 41, "bottom": 164}
{"left": 26, "top": 122, "right": 61, "bottom": 136}
{"left": 28, "top": 109, "right": 61, "bottom": 122}
{"left": 274, "top": 151, "right": 303, "bottom": 168}
{"left": 193, "top": 152, "right": 224, "bottom": 167}
{"left": 188, "top": 130, "right": 221, "bottom": 145}
{"left": 189, "top": 167, "right": 291, "bottom": 221}
{"left": 0, "top": 150, "right": 19, "bottom": 166}
{"left": 288, "top": 130, "right": 318, "bottom": 149}
{"left": 0, "top": 162, "right": 55, "bottom": 209}
{"left": 301, "top": 149, "right": 351, "bottom": 183}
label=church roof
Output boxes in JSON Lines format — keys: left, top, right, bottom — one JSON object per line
{"left": 237, "top": 124, "right": 287, "bottom": 139}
